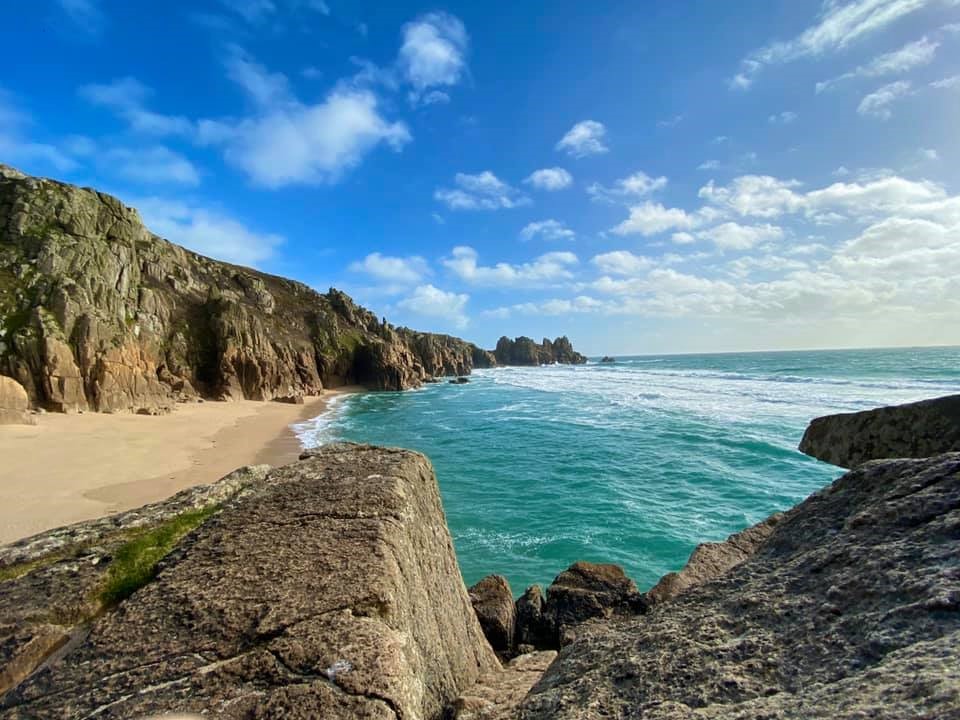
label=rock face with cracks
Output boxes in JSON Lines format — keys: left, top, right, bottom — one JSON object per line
{"left": 1, "top": 444, "right": 499, "bottom": 718}
{"left": 799, "top": 393, "right": 960, "bottom": 468}
{"left": 519, "top": 453, "right": 960, "bottom": 719}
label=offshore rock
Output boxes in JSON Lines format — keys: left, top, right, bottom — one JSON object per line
{"left": 519, "top": 453, "right": 960, "bottom": 719}
{"left": 493, "top": 336, "right": 587, "bottom": 366}
{"left": 645, "top": 513, "right": 782, "bottom": 606}
{"left": 799, "top": 393, "right": 960, "bottom": 468}
{"left": 0, "top": 376, "right": 33, "bottom": 425}
{"left": 469, "top": 575, "right": 516, "bottom": 655}
{"left": 0, "top": 165, "right": 492, "bottom": 413}
{"left": 2, "top": 444, "right": 499, "bottom": 718}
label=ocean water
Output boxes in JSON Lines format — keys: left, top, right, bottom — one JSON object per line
{"left": 294, "top": 346, "right": 959, "bottom": 594}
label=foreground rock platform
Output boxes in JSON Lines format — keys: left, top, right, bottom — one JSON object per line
{"left": 799, "top": 393, "right": 960, "bottom": 468}
{"left": 1, "top": 444, "right": 498, "bottom": 718}
{"left": 519, "top": 452, "right": 960, "bottom": 718}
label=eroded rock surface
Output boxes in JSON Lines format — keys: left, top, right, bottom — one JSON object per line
{"left": 519, "top": 453, "right": 960, "bottom": 719}
{"left": 469, "top": 575, "right": 516, "bottom": 655}
{"left": 800, "top": 394, "right": 960, "bottom": 468}
{"left": 452, "top": 651, "right": 557, "bottom": 720}
{"left": 0, "top": 165, "right": 493, "bottom": 413}
{"left": 545, "top": 562, "right": 646, "bottom": 645}
{"left": 2, "top": 444, "right": 498, "bottom": 718}
{"left": 0, "top": 377, "right": 33, "bottom": 425}
{"left": 493, "top": 336, "right": 587, "bottom": 366}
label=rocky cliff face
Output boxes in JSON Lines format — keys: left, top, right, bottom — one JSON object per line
{"left": 1, "top": 444, "right": 499, "bottom": 718}
{"left": 799, "top": 393, "right": 960, "bottom": 468}
{"left": 0, "top": 164, "right": 491, "bottom": 412}
{"left": 518, "top": 452, "right": 960, "bottom": 718}
{"left": 493, "top": 336, "right": 587, "bottom": 366}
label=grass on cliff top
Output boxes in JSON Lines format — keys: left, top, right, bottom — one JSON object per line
{"left": 99, "top": 506, "right": 218, "bottom": 606}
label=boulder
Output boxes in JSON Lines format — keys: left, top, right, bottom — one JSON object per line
{"left": 544, "top": 562, "right": 646, "bottom": 644}
{"left": 2, "top": 445, "right": 499, "bottom": 717}
{"left": 515, "top": 584, "right": 552, "bottom": 651}
{"left": 799, "top": 394, "right": 960, "bottom": 468}
{"left": 519, "top": 453, "right": 960, "bottom": 719}
{"left": 0, "top": 376, "right": 35, "bottom": 425}
{"left": 450, "top": 376, "right": 470, "bottom": 384}
{"left": 469, "top": 574, "right": 516, "bottom": 655}
{"left": 599, "top": 356, "right": 615, "bottom": 363}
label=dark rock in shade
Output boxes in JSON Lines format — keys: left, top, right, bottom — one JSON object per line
{"left": 515, "top": 584, "right": 553, "bottom": 651}
{"left": 272, "top": 394, "right": 304, "bottom": 404}
{"left": 544, "top": 562, "right": 646, "bottom": 645}
{"left": 2, "top": 445, "right": 499, "bottom": 718}
{"left": 799, "top": 393, "right": 960, "bottom": 468}
{"left": 493, "top": 336, "right": 587, "bottom": 366}
{"left": 519, "top": 453, "right": 960, "bottom": 719}
{"left": 0, "top": 164, "right": 492, "bottom": 413}
{"left": 450, "top": 376, "right": 470, "bottom": 384}
{"left": 469, "top": 574, "right": 516, "bottom": 655}
{"left": 599, "top": 356, "right": 615, "bottom": 363}
{"left": 645, "top": 513, "right": 782, "bottom": 606}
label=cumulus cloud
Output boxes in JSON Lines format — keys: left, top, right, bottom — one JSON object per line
{"left": 696, "top": 222, "right": 784, "bottom": 250}
{"left": 731, "top": 0, "right": 945, "bottom": 89}
{"left": 520, "top": 219, "right": 575, "bottom": 241}
{"left": 556, "top": 120, "right": 608, "bottom": 158}
{"left": 857, "top": 80, "right": 911, "bottom": 119}
{"left": 136, "top": 197, "right": 283, "bottom": 267}
{"left": 591, "top": 251, "right": 654, "bottom": 276}
{"left": 525, "top": 167, "right": 573, "bottom": 191}
{"left": 348, "top": 252, "right": 430, "bottom": 284}
{"left": 398, "top": 13, "right": 468, "bottom": 104}
{"left": 397, "top": 284, "right": 469, "bottom": 327}
{"left": 699, "top": 176, "right": 805, "bottom": 218}
{"left": 587, "top": 171, "right": 668, "bottom": 202}
{"left": 442, "top": 246, "right": 578, "bottom": 287}
{"left": 816, "top": 36, "right": 939, "bottom": 93}
{"left": 768, "top": 111, "right": 798, "bottom": 124}
{"left": 930, "top": 75, "right": 960, "bottom": 89}
{"left": 434, "top": 171, "right": 530, "bottom": 210}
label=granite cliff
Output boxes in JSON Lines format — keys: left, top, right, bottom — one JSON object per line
{"left": 493, "top": 336, "right": 587, "bottom": 366}
{"left": 0, "top": 164, "right": 496, "bottom": 414}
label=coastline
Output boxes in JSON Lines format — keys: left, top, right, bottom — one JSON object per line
{"left": 0, "top": 386, "right": 362, "bottom": 546}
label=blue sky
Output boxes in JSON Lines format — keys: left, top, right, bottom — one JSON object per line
{"left": 2, "top": 0, "right": 959, "bottom": 354}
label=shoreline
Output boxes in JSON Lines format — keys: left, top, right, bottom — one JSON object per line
{"left": 0, "top": 387, "right": 362, "bottom": 546}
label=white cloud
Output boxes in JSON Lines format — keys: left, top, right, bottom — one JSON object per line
{"left": 587, "top": 170, "right": 668, "bottom": 202}
{"left": 525, "top": 167, "right": 573, "bottom": 191}
{"left": 442, "top": 246, "right": 578, "bottom": 287}
{"left": 857, "top": 80, "right": 911, "bottom": 119}
{"left": 591, "top": 251, "right": 654, "bottom": 276}
{"left": 398, "top": 13, "right": 468, "bottom": 103}
{"left": 0, "top": 90, "right": 79, "bottom": 172}
{"left": 697, "top": 160, "right": 720, "bottom": 171}
{"left": 732, "top": 0, "right": 945, "bottom": 89}
{"left": 105, "top": 146, "right": 200, "bottom": 185}
{"left": 397, "top": 284, "right": 469, "bottom": 327}
{"left": 697, "top": 222, "right": 784, "bottom": 250}
{"left": 484, "top": 295, "right": 609, "bottom": 318}
{"left": 919, "top": 148, "right": 939, "bottom": 161}
{"left": 611, "top": 202, "right": 700, "bottom": 236}
{"left": 930, "top": 75, "right": 960, "bottom": 89}
{"left": 59, "top": 0, "right": 105, "bottom": 35}
{"left": 657, "top": 114, "right": 685, "bottom": 128}
{"left": 768, "top": 111, "right": 798, "bottom": 124}
{"left": 699, "top": 175, "right": 805, "bottom": 218}
{"left": 79, "top": 77, "right": 194, "bottom": 136}
{"left": 136, "top": 197, "right": 283, "bottom": 267}
{"left": 434, "top": 171, "right": 530, "bottom": 210}
{"left": 521, "top": 219, "right": 575, "bottom": 241}
{"left": 348, "top": 252, "right": 430, "bottom": 284}
{"left": 816, "top": 36, "right": 939, "bottom": 92}
{"left": 224, "top": 46, "right": 291, "bottom": 107}
{"left": 556, "top": 120, "right": 608, "bottom": 158}
{"left": 672, "top": 232, "right": 696, "bottom": 244}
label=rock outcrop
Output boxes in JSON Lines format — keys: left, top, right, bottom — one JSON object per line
{"left": 519, "top": 452, "right": 960, "bottom": 719}
{"left": 799, "top": 393, "right": 960, "bottom": 468}
{"left": 469, "top": 575, "right": 516, "bottom": 656}
{"left": 1, "top": 444, "right": 499, "bottom": 717}
{"left": 0, "top": 165, "right": 493, "bottom": 413}
{"left": 492, "top": 336, "right": 587, "bottom": 366}
{"left": 0, "top": 376, "right": 33, "bottom": 425}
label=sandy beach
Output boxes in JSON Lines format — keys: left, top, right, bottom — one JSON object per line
{"left": 0, "top": 388, "right": 360, "bottom": 545}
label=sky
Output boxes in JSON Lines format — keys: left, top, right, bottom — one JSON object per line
{"left": 1, "top": 0, "right": 959, "bottom": 355}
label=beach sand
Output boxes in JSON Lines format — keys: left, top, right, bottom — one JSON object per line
{"left": 0, "top": 388, "right": 361, "bottom": 545}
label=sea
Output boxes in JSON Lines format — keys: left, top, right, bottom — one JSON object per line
{"left": 294, "top": 346, "right": 959, "bottom": 595}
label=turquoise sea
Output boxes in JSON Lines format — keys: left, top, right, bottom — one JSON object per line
{"left": 294, "top": 346, "right": 959, "bottom": 595}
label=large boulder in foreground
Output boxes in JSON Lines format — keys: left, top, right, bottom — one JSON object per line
{"left": 469, "top": 575, "right": 516, "bottom": 655}
{"left": 2, "top": 444, "right": 499, "bottom": 718}
{"left": 519, "top": 453, "right": 960, "bottom": 719}
{"left": 545, "top": 562, "right": 645, "bottom": 645}
{"left": 800, "top": 394, "right": 960, "bottom": 468}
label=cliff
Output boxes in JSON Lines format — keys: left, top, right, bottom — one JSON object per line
{"left": 799, "top": 393, "right": 960, "bottom": 468}
{"left": 0, "top": 444, "right": 499, "bottom": 717}
{"left": 0, "top": 164, "right": 492, "bottom": 413}
{"left": 493, "top": 336, "right": 587, "bottom": 366}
